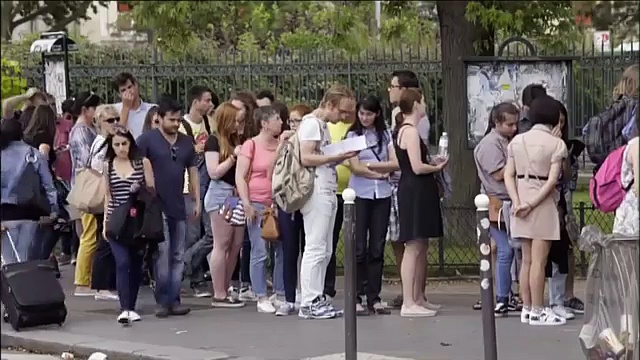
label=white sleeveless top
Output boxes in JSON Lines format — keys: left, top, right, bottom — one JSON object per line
{"left": 612, "top": 137, "right": 638, "bottom": 236}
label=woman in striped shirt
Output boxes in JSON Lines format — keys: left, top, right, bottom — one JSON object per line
{"left": 101, "top": 125, "right": 155, "bottom": 325}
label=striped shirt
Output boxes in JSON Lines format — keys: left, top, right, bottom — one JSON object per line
{"left": 106, "top": 160, "right": 145, "bottom": 217}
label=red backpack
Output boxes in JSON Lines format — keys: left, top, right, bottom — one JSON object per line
{"left": 589, "top": 145, "right": 633, "bottom": 213}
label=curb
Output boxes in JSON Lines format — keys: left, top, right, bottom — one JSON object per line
{"left": 1, "top": 330, "right": 230, "bottom": 360}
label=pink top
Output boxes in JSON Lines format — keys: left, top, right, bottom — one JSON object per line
{"left": 53, "top": 117, "right": 73, "bottom": 182}
{"left": 241, "top": 138, "right": 277, "bottom": 206}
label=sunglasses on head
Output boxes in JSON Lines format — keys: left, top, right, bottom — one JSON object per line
{"left": 170, "top": 146, "right": 178, "bottom": 161}
{"left": 83, "top": 92, "right": 97, "bottom": 106}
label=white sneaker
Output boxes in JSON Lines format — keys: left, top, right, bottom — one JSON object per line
{"left": 269, "top": 294, "right": 285, "bottom": 308}
{"left": 400, "top": 305, "right": 437, "bottom": 317}
{"left": 228, "top": 286, "right": 240, "bottom": 301}
{"left": 128, "top": 311, "right": 142, "bottom": 322}
{"left": 275, "top": 302, "right": 296, "bottom": 316}
{"left": 117, "top": 311, "right": 130, "bottom": 325}
{"left": 257, "top": 298, "right": 276, "bottom": 314}
{"left": 520, "top": 308, "right": 530, "bottom": 324}
{"left": 239, "top": 287, "right": 258, "bottom": 302}
{"left": 529, "top": 308, "right": 567, "bottom": 326}
{"left": 551, "top": 305, "right": 575, "bottom": 320}
{"left": 95, "top": 291, "right": 119, "bottom": 301}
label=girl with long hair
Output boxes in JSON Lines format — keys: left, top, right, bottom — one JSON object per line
{"left": 24, "top": 104, "right": 57, "bottom": 165}
{"left": 204, "top": 103, "right": 246, "bottom": 307}
{"left": 102, "top": 125, "right": 155, "bottom": 324}
{"left": 142, "top": 106, "right": 160, "bottom": 134}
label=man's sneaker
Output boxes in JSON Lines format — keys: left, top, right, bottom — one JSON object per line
{"left": 391, "top": 295, "right": 403, "bottom": 308}
{"left": 529, "top": 308, "right": 567, "bottom": 326}
{"left": 298, "top": 297, "right": 337, "bottom": 319}
{"left": 239, "top": 287, "right": 258, "bottom": 302}
{"left": 564, "top": 297, "right": 584, "bottom": 314}
{"left": 58, "top": 253, "right": 71, "bottom": 266}
{"left": 117, "top": 311, "right": 131, "bottom": 325}
{"left": 551, "top": 305, "right": 575, "bottom": 320}
{"left": 472, "top": 300, "right": 482, "bottom": 310}
{"left": 511, "top": 293, "right": 524, "bottom": 311}
{"left": 423, "top": 298, "right": 442, "bottom": 311}
{"left": 128, "top": 311, "right": 142, "bottom": 322}
{"left": 275, "top": 302, "right": 296, "bottom": 316}
{"left": 155, "top": 306, "right": 170, "bottom": 319}
{"left": 257, "top": 298, "right": 276, "bottom": 313}
{"left": 211, "top": 297, "right": 245, "bottom": 308}
{"left": 494, "top": 302, "right": 508, "bottom": 317}
{"left": 228, "top": 286, "right": 240, "bottom": 301}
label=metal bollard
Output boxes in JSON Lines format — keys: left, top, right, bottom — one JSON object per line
{"left": 342, "top": 188, "right": 357, "bottom": 360}
{"left": 474, "top": 194, "right": 498, "bottom": 360}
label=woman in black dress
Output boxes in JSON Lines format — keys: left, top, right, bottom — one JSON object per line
{"left": 393, "top": 88, "right": 447, "bottom": 317}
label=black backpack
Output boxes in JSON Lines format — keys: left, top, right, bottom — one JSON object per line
{"left": 584, "top": 96, "right": 637, "bottom": 168}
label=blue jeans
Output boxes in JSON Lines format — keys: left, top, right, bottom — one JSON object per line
{"left": 489, "top": 226, "right": 514, "bottom": 302}
{"left": 153, "top": 216, "right": 187, "bottom": 307}
{"left": 247, "top": 202, "right": 284, "bottom": 298}
{"left": 109, "top": 239, "right": 144, "bottom": 311}
{"left": 1, "top": 220, "right": 38, "bottom": 264}
{"left": 548, "top": 263, "right": 567, "bottom": 306}
{"left": 183, "top": 195, "right": 213, "bottom": 285}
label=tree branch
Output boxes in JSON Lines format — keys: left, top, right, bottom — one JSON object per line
{"left": 10, "top": 3, "right": 57, "bottom": 29}
{"left": 48, "top": 2, "right": 92, "bottom": 31}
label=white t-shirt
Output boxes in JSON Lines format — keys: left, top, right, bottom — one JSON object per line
{"left": 298, "top": 114, "right": 337, "bottom": 191}
{"left": 89, "top": 134, "right": 107, "bottom": 173}
{"left": 179, "top": 115, "right": 209, "bottom": 194}
{"left": 113, "top": 101, "right": 156, "bottom": 140}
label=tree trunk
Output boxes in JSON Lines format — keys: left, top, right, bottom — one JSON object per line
{"left": 0, "top": 1, "right": 14, "bottom": 42}
{"left": 436, "top": 1, "right": 480, "bottom": 206}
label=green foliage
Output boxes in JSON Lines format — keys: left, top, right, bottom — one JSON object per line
{"left": 1, "top": 57, "right": 26, "bottom": 100}
{"left": 1, "top": 1, "right": 107, "bottom": 41}
{"left": 127, "top": 1, "right": 434, "bottom": 56}
{"left": 465, "top": 1, "right": 584, "bottom": 52}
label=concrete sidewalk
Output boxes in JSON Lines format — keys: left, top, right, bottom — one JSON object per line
{"left": 1, "top": 267, "right": 587, "bottom": 360}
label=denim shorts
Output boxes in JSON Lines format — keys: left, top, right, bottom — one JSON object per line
{"left": 203, "top": 180, "right": 235, "bottom": 214}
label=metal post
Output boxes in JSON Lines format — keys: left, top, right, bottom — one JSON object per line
{"left": 475, "top": 194, "right": 498, "bottom": 360}
{"left": 342, "top": 188, "right": 357, "bottom": 360}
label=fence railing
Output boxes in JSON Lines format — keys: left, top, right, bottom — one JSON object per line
{"left": 7, "top": 40, "right": 639, "bottom": 142}
{"left": 333, "top": 201, "right": 613, "bottom": 277}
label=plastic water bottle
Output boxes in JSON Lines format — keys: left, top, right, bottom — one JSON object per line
{"left": 437, "top": 132, "right": 449, "bottom": 158}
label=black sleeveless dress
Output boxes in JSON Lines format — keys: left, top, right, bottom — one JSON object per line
{"left": 394, "top": 123, "right": 444, "bottom": 241}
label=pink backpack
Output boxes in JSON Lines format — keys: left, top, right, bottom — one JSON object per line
{"left": 589, "top": 145, "right": 633, "bottom": 213}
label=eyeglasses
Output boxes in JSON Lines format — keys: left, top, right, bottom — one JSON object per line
{"left": 170, "top": 146, "right": 178, "bottom": 161}
{"left": 104, "top": 117, "right": 120, "bottom": 124}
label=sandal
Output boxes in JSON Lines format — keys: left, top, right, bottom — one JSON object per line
{"left": 528, "top": 308, "right": 566, "bottom": 326}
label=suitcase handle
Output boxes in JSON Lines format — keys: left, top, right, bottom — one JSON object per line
{"left": 1, "top": 227, "right": 21, "bottom": 264}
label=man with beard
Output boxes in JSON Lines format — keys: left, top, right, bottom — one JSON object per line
{"left": 136, "top": 95, "right": 200, "bottom": 318}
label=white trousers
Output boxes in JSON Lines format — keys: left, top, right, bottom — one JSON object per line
{"left": 299, "top": 188, "right": 337, "bottom": 306}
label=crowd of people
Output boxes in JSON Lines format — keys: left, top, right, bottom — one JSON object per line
{"left": 0, "top": 65, "right": 637, "bottom": 330}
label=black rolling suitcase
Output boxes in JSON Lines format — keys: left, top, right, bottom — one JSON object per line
{"left": 1, "top": 228, "right": 67, "bottom": 331}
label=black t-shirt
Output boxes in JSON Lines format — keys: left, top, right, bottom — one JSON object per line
{"left": 204, "top": 135, "right": 236, "bottom": 186}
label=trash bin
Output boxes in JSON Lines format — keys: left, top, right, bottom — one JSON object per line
{"left": 578, "top": 226, "right": 639, "bottom": 360}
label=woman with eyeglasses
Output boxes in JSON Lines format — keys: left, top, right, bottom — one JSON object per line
{"left": 101, "top": 125, "right": 155, "bottom": 325}
{"left": 69, "top": 91, "right": 101, "bottom": 297}
{"left": 274, "top": 103, "right": 312, "bottom": 314}
{"left": 142, "top": 106, "right": 160, "bottom": 134}
{"left": 85, "top": 105, "right": 121, "bottom": 301}
{"left": 236, "top": 105, "right": 292, "bottom": 314}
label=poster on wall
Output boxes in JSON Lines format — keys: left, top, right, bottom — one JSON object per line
{"left": 465, "top": 60, "right": 571, "bottom": 148}
{"left": 44, "top": 59, "right": 67, "bottom": 115}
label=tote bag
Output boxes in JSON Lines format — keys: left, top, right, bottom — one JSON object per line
{"left": 66, "top": 167, "right": 106, "bottom": 214}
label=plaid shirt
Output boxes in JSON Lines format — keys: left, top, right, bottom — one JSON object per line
{"left": 68, "top": 122, "right": 96, "bottom": 185}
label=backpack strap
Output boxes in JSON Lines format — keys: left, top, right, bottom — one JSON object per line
{"left": 181, "top": 119, "right": 195, "bottom": 139}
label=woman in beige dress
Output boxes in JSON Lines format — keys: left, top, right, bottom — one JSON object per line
{"left": 504, "top": 95, "right": 568, "bottom": 326}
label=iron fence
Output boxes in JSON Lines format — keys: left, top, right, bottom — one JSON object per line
{"left": 333, "top": 202, "right": 614, "bottom": 277}
{"left": 8, "top": 40, "right": 639, "bottom": 142}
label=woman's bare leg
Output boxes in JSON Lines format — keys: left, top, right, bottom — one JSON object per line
{"left": 210, "top": 213, "right": 233, "bottom": 299}
{"left": 413, "top": 240, "right": 428, "bottom": 304}
{"left": 401, "top": 241, "right": 419, "bottom": 308}
{"left": 530, "top": 239, "right": 551, "bottom": 309}
{"left": 519, "top": 240, "right": 532, "bottom": 308}
{"left": 226, "top": 227, "right": 245, "bottom": 290}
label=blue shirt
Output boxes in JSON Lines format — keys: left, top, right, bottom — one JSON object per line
{"left": 136, "top": 129, "right": 196, "bottom": 220}
{"left": 346, "top": 129, "right": 392, "bottom": 200}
